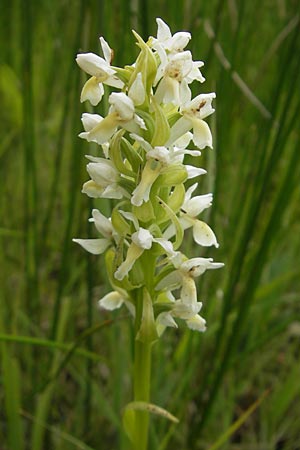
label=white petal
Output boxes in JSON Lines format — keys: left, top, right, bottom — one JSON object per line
{"left": 179, "top": 79, "right": 192, "bottom": 104}
{"left": 131, "top": 160, "right": 161, "bottom": 206}
{"left": 156, "top": 18, "right": 172, "bottom": 42}
{"left": 133, "top": 114, "right": 147, "bottom": 130}
{"left": 99, "top": 291, "right": 125, "bottom": 310}
{"left": 184, "top": 193, "right": 213, "bottom": 216}
{"left": 191, "top": 118, "right": 213, "bottom": 149}
{"left": 105, "top": 75, "right": 124, "bottom": 89}
{"left": 87, "top": 161, "right": 118, "bottom": 185}
{"left": 183, "top": 93, "right": 216, "bottom": 120}
{"left": 76, "top": 53, "right": 114, "bottom": 78}
{"left": 167, "top": 116, "right": 193, "bottom": 146}
{"left": 82, "top": 180, "right": 104, "bottom": 198}
{"left": 73, "top": 238, "right": 110, "bottom": 255}
{"left": 155, "top": 76, "right": 180, "bottom": 105}
{"left": 186, "top": 314, "right": 206, "bottom": 332}
{"left": 131, "top": 228, "right": 153, "bottom": 249}
{"left": 81, "top": 113, "right": 102, "bottom": 131}
{"left": 179, "top": 215, "right": 194, "bottom": 232}
{"left": 99, "top": 36, "right": 112, "bottom": 64}
{"left": 155, "top": 270, "right": 181, "bottom": 291}
{"left": 187, "top": 62, "right": 205, "bottom": 84}
{"left": 147, "top": 146, "right": 170, "bottom": 163}
{"left": 184, "top": 183, "right": 198, "bottom": 203}
{"left": 102, "top": 142, "right": 110, "bottom": 158}
{"left": 186, "top": 165, "right": 207, "bottom": 179}
{"left": 101, "top": 184, "right": 127, "bottom": 199}
{"left": 180, "top": 276, "right": 198, "bottom": 304}
{"left": 109, "top": 92, "right": 135, "bottom": 121}
{"left": 153, "top": 43, "right": 168, "bottom": 85}
{"left": 173, "top": 299, "right": 202, "bottom": 318}
{"left": 193, "top": 220, "right": 219, "bottom": 247}
{"left": 80, "top": 77, "right": 104, "bottom": 106}
{"left": 153, "top": 238, "right": 176, "bottom": 256}
{"left": 119, "top": 210, "right": 139, "bottom": 231}
{"left": 180, "top": 257, "right": 224, "bottom": 277}
{"left": 85, "top": 155, "right": 104, "bottom": 162}
{"left": 156, "top": 312, "right": 178, "bottom": 328}
{"left": 114, "top": 244, "right": 144, "bottom": 280}
{"left": 128, "top": 73, "right": 145, "bottom": 106}
{"left": 169, "top": 31, "right": 191, "bottom": 52}
{"left": 78, "top": 131, "right": 90, "bottom": 141}
{"left": 173, "top": 131, "right": 193, "bottom": 149}
{"left": 86, "top": 113, "right": 119, "bottom": 144}
{"left": 119, "top": 120, "right": 140, "bottom": 135}
{"left": 91, "top": 209, "right": 113, "bottom": 237}
{"left": 134, "top": 114, "right": 147, "bottom": 131}
{"left": 162, "top": 223, "right": 176, "bottom": 240}
{"left": 129, "top": 133, "right": 152, "bottom": 153}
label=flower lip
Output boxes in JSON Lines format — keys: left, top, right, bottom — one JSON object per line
{"left": 182, "top": 93, "right": 216, "bottom": 120}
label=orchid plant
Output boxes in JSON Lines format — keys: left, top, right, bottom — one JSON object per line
{"left": 74, "top": 18, "right": 223, "bottom": 450}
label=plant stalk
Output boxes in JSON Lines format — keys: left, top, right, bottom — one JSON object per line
{"left": 132, "top": 289, "right": 152, "bottom": 450}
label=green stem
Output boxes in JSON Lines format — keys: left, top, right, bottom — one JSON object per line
{"left": 132, "top": 289, "right": 152, "bottom": 450}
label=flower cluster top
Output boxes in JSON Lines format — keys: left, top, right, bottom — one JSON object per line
{"left": 74, "top": 18, "right": 223, "bottom": 336}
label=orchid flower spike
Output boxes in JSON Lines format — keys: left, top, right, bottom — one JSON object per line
{"left": 74, "top": 18, "right": 223, "bottom": 337}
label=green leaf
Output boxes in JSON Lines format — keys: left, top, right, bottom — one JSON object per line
{"left": 208, "top": 390, "right": 270, "bottom": 450}
{"left": 1, "top": 346, "right": 24, "bottom": 450}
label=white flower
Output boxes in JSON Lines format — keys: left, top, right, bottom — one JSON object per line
{"left": 182, "top": 183, "right": 213, "bottom": 216}
{"left": 179, "top": 257, "right": 224, "bottom": 277}
{"left": 155, "top": 256, "right": 222, "bottom": 332}
{"left": 114, "top": 224, "right": 175, "bottom": 281}
{"left": 76, "top": 37, "right": 124, "bottom": 106}
{"left": 87, "top": 159, "right": 118, "bottom": 185}
{"left": 81, "top": 159, "right": 127, "bottom": 199}
{"left": 73, "top": 209, "right": 116, "bottom": 255}
{"left": 82, "top": 180, "right": 127, "bottom": 199}
{"left": 98, "top": 289, "right": 135, "bottom": 316}
{"left": 79, "top": 93, "right": 146, "bottom": 145}
{"left": 168, "top": 93, "right": 216, "bottom": 149}
{"left": 130, "top": 135, "right": 197, "bottom": 206}
{"left": 156, "top": 294, "right": 207, "bottom": 333}
{"left": 155, "top": 50, "right": 205, "bottom": 105}
{"left": 89, "top": 208, "right": 114, "bottom": 239}
{"left": 156, "top": 256, "right": 223, "bottom": 300}
{"left": 99, "top": 291, "right": 126, "bottom": 310}
{"left": 114, "top": 228, "right": 154, "bottom": 280}
{"left": 152, "top": 18, "right": 191, "bottom": 53}
{"left": 164, "top": 183, "right": 218, "bottom": 247}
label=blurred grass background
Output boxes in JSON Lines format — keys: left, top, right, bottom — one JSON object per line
{"left": 1, "top": 0, "right": 300, "bottom": 449}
